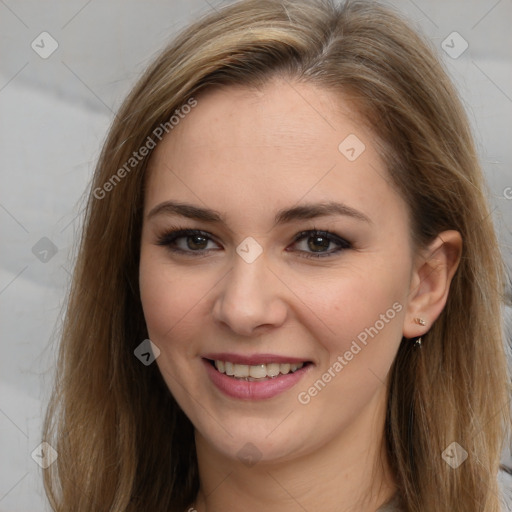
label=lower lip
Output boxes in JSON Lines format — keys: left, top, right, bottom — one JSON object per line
{"left": 203, "top": 359, "right": 311, "bottom": 400}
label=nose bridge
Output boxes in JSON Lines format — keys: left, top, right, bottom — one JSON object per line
{"left": 224, "top": 251, "right": 270, "bottom": 311}
{"left": 213, "top": 248, "right": 286, "bottom": 335}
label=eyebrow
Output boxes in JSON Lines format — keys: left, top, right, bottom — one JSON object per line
{"left": 146, "top": 200, "right": 372, "bottom": 226}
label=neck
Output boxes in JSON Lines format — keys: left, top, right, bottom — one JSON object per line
{"left": 192, "top": 385, "right": 397, "bottom": 512}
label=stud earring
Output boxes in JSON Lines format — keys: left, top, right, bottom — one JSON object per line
{"left": 413, "top": 317, "right": 426, "bottom": 348}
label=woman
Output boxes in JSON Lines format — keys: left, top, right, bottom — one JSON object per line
{"left": 43, "top": 0, "right": 512, "bottom": 510}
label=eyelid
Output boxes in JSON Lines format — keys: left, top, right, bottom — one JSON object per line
{"left": 291, "top": 229, "right": 350, "bottom": 246}
{"left": 288, "top": 229, "right": 351, "bottom": 258}
{"left": 155, "top": 226, "right": 352, "bottom": 258}
{"left": 155, "top": 228, "right": 222, "bottom": 251}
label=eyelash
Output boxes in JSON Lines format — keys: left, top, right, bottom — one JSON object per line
{"left": 155, "top": 226, "right": 352, "bottom": 259}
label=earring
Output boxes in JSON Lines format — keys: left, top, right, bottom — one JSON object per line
{"left": 413, "top": 317, "right": 426, "bottom": 348}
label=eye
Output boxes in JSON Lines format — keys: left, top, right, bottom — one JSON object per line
{"left": 155, "top": 227, "right": 351, "bottom": 259}
{"left": 155, "top": 228, "right": 221, "bottom": 256}
{"left": 288, "top": 229, "right": 351, "bottom": 259}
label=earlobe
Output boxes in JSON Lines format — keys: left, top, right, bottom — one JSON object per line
{"left": 403, "top": 230, "right": 463, "bottom": 339}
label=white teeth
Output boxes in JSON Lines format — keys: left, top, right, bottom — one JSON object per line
{"left": 213, "top": 360, "right": 305, "bottom": 379}
{"left": 248, "top": 364, "right": 266, "bottom": 378}
{"left": 266, "top": 363, "right": 280, "bottom": 377}
{"left": 234, "top": 363, "right": 249, "bottom": 378}
{"left": 225, "top": 361, "right": 235, "bottom": 376}
{"left": 280, "top": 363, "right": 291, "bottom": 374}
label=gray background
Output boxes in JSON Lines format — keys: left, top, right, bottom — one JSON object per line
{"left": 1, "top": 0, "right": 511, "bottom": 510}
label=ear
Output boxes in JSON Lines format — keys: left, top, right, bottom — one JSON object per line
{"left": 403, "top": 230, "right": 463, "bottom": 339}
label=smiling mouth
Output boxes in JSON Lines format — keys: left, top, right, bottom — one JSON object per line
{"left": 206, "top": 359, "right": 312, "bottom": 381}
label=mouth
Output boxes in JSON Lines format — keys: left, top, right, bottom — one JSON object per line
{"left": 205, "top": 358, "right": 312, "bottom": 381}
{"left": 202, "top": 352, "right": 314, "bottom": 400}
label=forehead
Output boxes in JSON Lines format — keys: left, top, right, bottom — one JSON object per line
{"left": 144, "top": 79, "right": 406, "bottom": 232}
{"left": 149, "top": 79, "right": 365, "bottom": 168}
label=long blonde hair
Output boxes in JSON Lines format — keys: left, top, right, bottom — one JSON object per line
{"left": 43, "top": 1, "right": 511, "bottom": 510}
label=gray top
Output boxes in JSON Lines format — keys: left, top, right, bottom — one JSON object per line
{"left": 375, "top": 469, "right": 512, "bottom": 511}
{"left": 376, "top": 493, "right": 402, "bottom": 512}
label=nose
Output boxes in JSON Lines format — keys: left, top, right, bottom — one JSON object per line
{"left": 212, "top": 252, "right": 288, "bottom": 337}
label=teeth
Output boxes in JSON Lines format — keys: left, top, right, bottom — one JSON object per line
{"left": 234, "top": 363, "right": 249, "bottom": 378}
{"left": 266, "top": 363, "right": 280, "bottom": 377}
{"left": 280, "top": 363, "right": 291, "bottom": 374}
{"left": 213, "top": 360, "right": 305, "bottom": 379}
{"left": 249, "top": 364, "right": 267, "bottom": 379}
{"left": 225, "top": 361, "right": 235, "bottom": 376}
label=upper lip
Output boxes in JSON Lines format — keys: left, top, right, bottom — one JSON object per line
{"left": 202, "top": 353, "right": 311, "bottom": 365}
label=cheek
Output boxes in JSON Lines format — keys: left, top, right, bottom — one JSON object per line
{"left": 284, "top": 276, "right": 406, "bottom": 449}
{"left": 293, "top": 271, "right": 407, "bottom": 414}
{"left": 291, "top": 261, "right": 408, "bottom": 362}
{"left": 139, "top": 252, "right": 206, "bottom": 350}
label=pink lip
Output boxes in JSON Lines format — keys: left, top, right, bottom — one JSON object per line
{"left": 202, "top": 352, "right": 309, "bottom": 365}
{"left": 202, "top": 358, "right": 312, "bottom": 400}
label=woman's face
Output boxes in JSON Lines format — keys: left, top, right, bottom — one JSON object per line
{"left": 139, "top": 79, "right": 416, "bottom": 464}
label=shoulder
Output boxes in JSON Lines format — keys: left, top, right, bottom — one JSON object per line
{"left": 376, "top": 493, "right": 402, "bottom": 512}
{"left": 376, "top": 467, "right": 512, "bottom": 512}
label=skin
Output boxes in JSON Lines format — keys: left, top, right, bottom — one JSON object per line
{"left": 139, "top": 78, "right": 462, "bottom": 512}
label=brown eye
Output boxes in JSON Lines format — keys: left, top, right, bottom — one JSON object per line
{"left": 290, "top": 230, "right": 351, "bottom": 259}
{"left": 156, "top": 228, "right": 351, "bottom": 259}
{"left": 156, "top": 228, "right": 221, "bottom": 256}
{"left": 186, "top": 234, "right": 209, "bottom": 250}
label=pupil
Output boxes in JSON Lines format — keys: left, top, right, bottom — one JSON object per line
{"left": 308, "top": 236, "right": 329, "bottom": 252}
{"left": 189, "top": 235, "right": 207, "bottom": 250}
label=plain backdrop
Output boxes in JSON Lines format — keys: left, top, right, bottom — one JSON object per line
{"left": 1, "top": 0, "right": 511, "bottom": 510}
